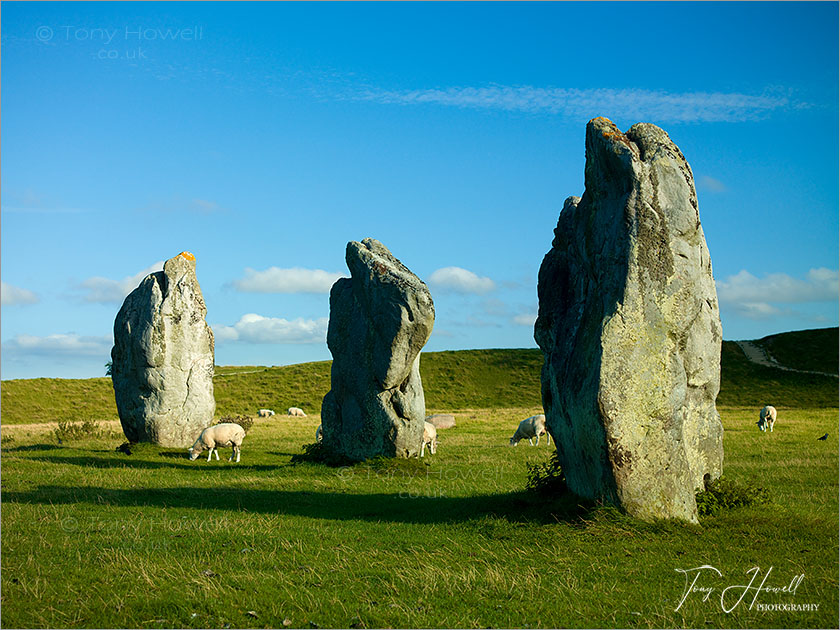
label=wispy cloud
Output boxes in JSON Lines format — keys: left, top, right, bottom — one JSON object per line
{"left": 213, "top": 314, "right": 328, "bottom": 344}
{"left": 232, "top": 267, "right": 346, "bottom": 294}
{"left": 1, "top": 282, "right": 39, "bottom": 306}
{"left": 428, "top": 267, "right": 496, "bottom": 295}
{"left": 191, "top": 198, "right": 222, "bottom": 213}
{"left": 717, "top": 268, "right": 838, "bottom": 320}
{"left": 355, "top": 85, "right": 799, "bottom": 123}
{"left": 2, "top": 188, "right": 90, "bottom": 214}
{"left": 76, "top": 262, "right": 164, "bottom": 304}
{"left": 3, "top": 333, "right": 113, "bottom": 357}
{"left": 698, "top": 175, "right": 727, "bottom": 193}
{"left": 3, "top": 205, "right": 88, "bottom": 214}
{"left": 134, "top": 196, "right": 228, "bottom": 215}
{"left": 512, "top": 313, "right": 537, "bottom": 327}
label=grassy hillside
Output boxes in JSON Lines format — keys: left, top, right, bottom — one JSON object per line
{"left": 756, "top": 326, "right": 838, "bottom": 374}
{"left": 214, "top": 361, "right": 332, "bottom": 418}
{"left": 2, "top": 329, "right": 836, "bottom": 425}
{"left": 718, "top": 340, "right": 837, "bottom": 408}
{"left": 0, "top": 376, "right": 117, "bottom": 426}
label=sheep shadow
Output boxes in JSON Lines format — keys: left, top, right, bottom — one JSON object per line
{"left": 1, "top": 485, "right": 593, "bottom": 525}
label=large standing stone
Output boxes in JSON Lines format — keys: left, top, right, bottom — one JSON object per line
{"left": 321, "top": 238, "right": 435, "bottom": 460}
{"left": 534, "top": 117, "right": 723, "bottom": 523}
{"left": 111, "top": 251, "right": 215, "bottom": 448}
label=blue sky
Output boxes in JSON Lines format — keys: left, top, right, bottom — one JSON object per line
{"left": 2, "top": 1, "right": 838, "bottom": 380}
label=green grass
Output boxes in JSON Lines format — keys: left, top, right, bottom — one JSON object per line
{"left": 214, "top": 361, "right": 332, "bottom": 419}
{"left": 756, "top": 327, "right": 839, "bottom": 374}
{"left": 0, "top": 376, "right": 118, "bottom": 425}
{"left": 2, "top": 407, "right": 837, "bottom": 628}
{"left": 420, "top": 348, "right": 543, "bottom": 411}
{"left": 717, "top": 341, "right": 837, "bottom": 408}
{"left": 2, "top": 329, "right": 837, "bottom": 425}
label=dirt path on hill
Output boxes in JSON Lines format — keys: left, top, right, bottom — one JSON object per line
{"left": 735, "top": 340, "right": 838, "bottom": 378}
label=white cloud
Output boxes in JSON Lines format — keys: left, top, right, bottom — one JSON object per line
{"left": 191, "top": 198, "right": 222, "bottom": 213}
{"left": 698, "top": 175, "right": 727, "bottom": 193}
{"left": 232, "top": 267, "right": 346, "bottom": 294}
{"left": 212, "top": 314, "right": 329, "bottom": 344}
{"left": 1, "top": 282, "right": 39, "bottom": 305}
{"left": 3, "top": 333, "right": 113, "bottom": 357}
{"left": 428, "top": 267, "right": 496, "bottom": 294}
{"left": 718, "top": 268, "right": 838, "bottom": 305}
{"left": 356, "top": 85, "right": 798, "bottom": 123}
{"left": 729, "top": 302, "right": 784, "bottom": 320}
{"left": 76, "top": 262, "right": 164, "bottom": 304}
{"left": 513, "top": 313, "right": 538, "bottom": 327}
{"left": 717, "top": 268, "right": 839, "bottom": 321}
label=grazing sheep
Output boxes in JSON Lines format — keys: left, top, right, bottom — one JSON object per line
{"left": 288, "top": 407, "right": 307, "bottom": 417}
{"left": 188, "top": 423, "right": 246, "bottom": 462}
{"left": 510, "top": 414, "right": 551, "bottom": 446}
{"left": 258, "top": 409, "right": 275, "bottom": 418}
{"left": 421, "top": 421, "right": 438, "bottom": 457}
{"left": 757, "top": 405, "right": 777, "bottom": 432}
{"left": 316, "top": 424, "right": 323, "bottom": 443}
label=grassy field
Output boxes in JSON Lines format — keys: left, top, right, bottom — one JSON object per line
{"left": 1, "top": 407, "right": 837, "bottom": 628}
{"left": 1, "top": 328, "right": 837, "bottom": 628}
{"left": 1, "top": 329, "right": 837, "bottom": 425}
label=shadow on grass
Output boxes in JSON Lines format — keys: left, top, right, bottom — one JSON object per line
{"left": 3, "top": 443, "right": 63, "bottom": 453}
{"left": 22, "top": 454, "right": 288, "bottom": 472}
{"left": 2, "top": 484, "right": 593, "bottom": 525}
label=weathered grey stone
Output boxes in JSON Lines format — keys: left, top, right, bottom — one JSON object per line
{"left": 321, "top": 238, "right": 435, "bottom": 460}
{"left": 111, "top": 251, "right": 216, "bottom": 448}
{"left": 534, "top": 117, "right": 723, "bottom": 523}
{"left": 426, "top": 414, "right": 456, "bottom": 430}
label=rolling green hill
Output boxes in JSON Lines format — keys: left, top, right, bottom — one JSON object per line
{"left": 1, "top": 328, "right": 836, "bottom": 425}
{"left": 756, "top": 326, "right": 838, "bottom": 374}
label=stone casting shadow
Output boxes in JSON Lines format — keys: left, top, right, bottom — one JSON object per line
{"left": 3, "top": 443, "right": 63, "bottom": 453}
{"left": 267, "top": 450, "right": 309, "bottom": 458}
{"left": 3, "top": 485, "right": 593, "bottom": 525}
{"left": 23, "top": 454, "right": 288, "bottom": 473}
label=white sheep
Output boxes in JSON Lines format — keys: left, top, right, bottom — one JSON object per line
{"left": 316, "top": 424, "right": 323, "bottom": 443}
{"left": 757, "top": 405, "right": 777, "bottom": 432}
{"left": 258, "top": 409, "right": 275, "bottom": 418}
{"left": 288, "top": 407, "right": 307, "bottom": 417}
{"left": 188, "top": 423, "right": 246, "bottom": 462}
{"left": 421, "top": 421, "right": 438, "bottom": 457}
{"left": 510, "top": 414, "right": 551, "bottom": 446}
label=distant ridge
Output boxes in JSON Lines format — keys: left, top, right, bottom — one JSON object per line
{"left": 1, "top": 328, "right": 837, "bottom": 425}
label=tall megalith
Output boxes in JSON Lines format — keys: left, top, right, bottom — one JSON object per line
{"left": 111, "top": 251, "right": 216, "bottom": 448}
{"left": 534, "top": 117, "right": 723, "bottom": 523}
{"left": 321, "top": 238, "right": 435, "bottom": 460}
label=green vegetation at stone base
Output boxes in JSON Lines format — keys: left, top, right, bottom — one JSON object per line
{"left": 2, "top": 406, "right": 837, "bottom": 629}
{"left": 524, "top": 453, "right": 772, "bottom": 518}
{"left": 695, "top": 476, "right": 770, "bottom": 516}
